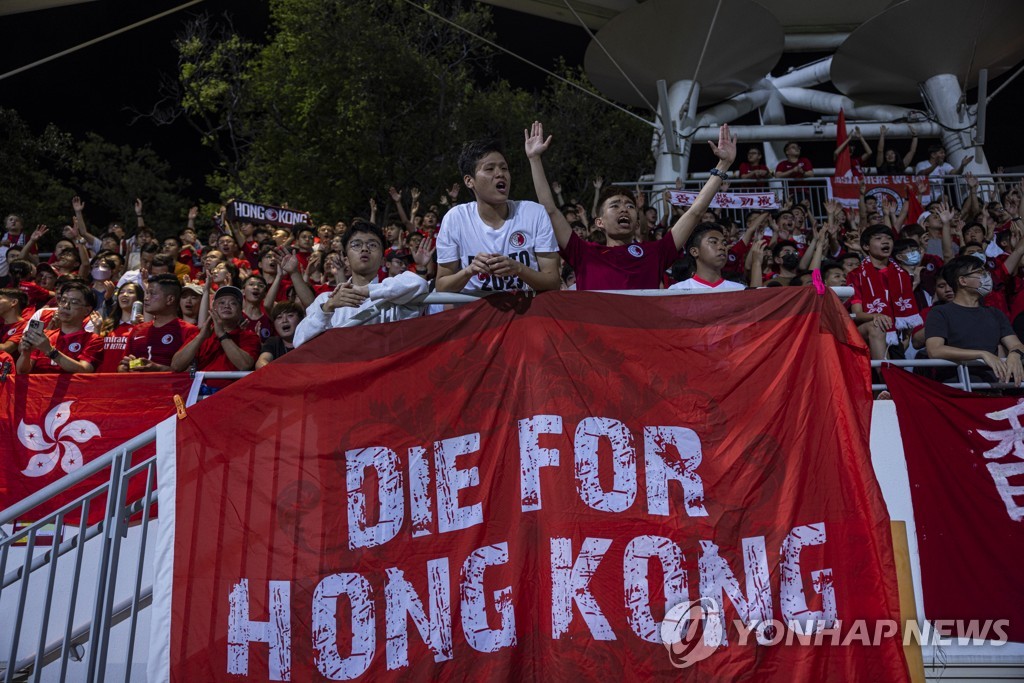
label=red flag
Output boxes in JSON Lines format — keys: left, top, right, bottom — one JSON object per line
{"left": 0, "top": 373, "right": 193, "bottom": 523}
{"left": 884, "top": 367, "right": 1024, "bottom": 642}
{"left": 834, "top": 108, "right": 852, "bottom": 179}
{"left": 904, "top": 182, "right": 925, "bottom": 225}
{"left": 151, "top": 289, "right": 909, "bottom": 682}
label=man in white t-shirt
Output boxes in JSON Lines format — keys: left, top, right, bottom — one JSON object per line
{"left": 669, "top": 224, "right": 746, "bottom": 292}
{"left": 914, "top": 144, "right": 973, "bottom": 203}
{"left": 435, "top": 139, "right": 560, "bottom": 293}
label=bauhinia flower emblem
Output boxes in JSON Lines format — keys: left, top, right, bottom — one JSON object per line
{"left": 18, "top": 401, "right": 101, "bottom": 478}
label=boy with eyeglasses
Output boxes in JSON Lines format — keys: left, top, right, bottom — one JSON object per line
{"left": 293, "top": 221, "right": 428, "bottom": 347}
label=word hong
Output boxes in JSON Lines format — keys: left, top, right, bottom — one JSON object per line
{"left": 228, "top": 524, "right": 834, "bottom": 681}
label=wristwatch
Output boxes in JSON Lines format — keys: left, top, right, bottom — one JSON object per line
{"left": 47, "top": 348, "right": 60, "bottom": 360}
{"left": 709, "top": 168, "right": 729, "bottom": 180}
{"left": 217, "top": 334, "right": 231, "bottom": 342}
{"left": 1012, "top": 349, "right": 1024, "bottom": 360}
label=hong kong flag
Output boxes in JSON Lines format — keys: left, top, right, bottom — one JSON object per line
{"left": 884, "top": 367, "right": 1024, "bottom": 642}
{"left": 0, "top": 373, "right": 194, "bottom": 523}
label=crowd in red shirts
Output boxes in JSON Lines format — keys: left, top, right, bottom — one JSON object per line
{"left": 2, "top": 135, "right": 1022, "bottom": 389}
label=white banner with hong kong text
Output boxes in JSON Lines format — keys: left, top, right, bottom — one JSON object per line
{"left": 667, "top": 190, "right": 779, "bottom": 210}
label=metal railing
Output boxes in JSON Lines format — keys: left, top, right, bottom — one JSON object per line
{"left": 637, "top": 173, "right": 1024, "bottom": 230}
{"left": 0, "top": 288, "right": 1016, "bottom": 680}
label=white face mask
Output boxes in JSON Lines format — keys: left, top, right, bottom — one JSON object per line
{"left": 971, "top": 252, "right": 987, "bottom": 264}
{"left": 91, "top": 266, "right": 112, "bottom": 281}
{"left": 900, "top": 250, "right": 922, "bottom": 266}
{"left": 972, "top": 272, "right": 993, "bottom": 297}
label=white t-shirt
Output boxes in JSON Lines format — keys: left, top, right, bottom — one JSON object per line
{"left": 436, "top": 200, "right": 558, "bottom": 293}
{"left": 668, "top": 276, "right": 746, "bottom": 292}
{"left": 914, "top": 160, "right": 955, "bottom": 202}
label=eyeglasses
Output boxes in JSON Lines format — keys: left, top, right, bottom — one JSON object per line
{"left": 349, "top": 240, "right": 383, "bottom": 251}
{"left": 57, "top": 297, "right": 87, "bottom": 308}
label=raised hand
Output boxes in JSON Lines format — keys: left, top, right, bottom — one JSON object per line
{"left": 550, "top": 180, "right": 562, "bottom": 195}
{"left": 413, "top": 237, "right": 435, "bottom": 269}
{"left": 388, "top": 186, "right": 402, "bottom": 202}
{"left": 879, "top": 125, "right": 888, "bottom": 135}
{"left": 447, "top": 183, "right": 460, "bottom": 201}
{"left": 965, "top": 171, "right": 979, "bottom": 189}
{"left": 188, "top": 206, "right": 198, "bottom": 220}
{"left": 523, "top": 121, "right": 552, "bottom": 159}
{"left": 369, "top": 197, "right": 377, "bottom": 212}
{"left": 134, "top": 198, "right": 143, "bottom": 216}
{"left": 72, "top": 195, "right": 85, "bottom": 212}
{"left": 708, "top": 123, "right": 737, "bottom": 166}
{"left": 635, "top": 185, "right": 645, "bottom": 210}
{"left": 31, "top": 224, "right": 47, "bottom": 241}
{"left": 410, "top": 187, "right": 421, "bottom": 201}
{"left": 593, "top": 176, "right": 604, "bottom": 189}
{"left": 937, "top": 202, "right": 956, "bottom": 224}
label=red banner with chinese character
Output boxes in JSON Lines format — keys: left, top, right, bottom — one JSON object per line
{"left": 0, "top": 373, "right": 194, "bottom": 523}
{"left": 827, "top": 174, "right": 930, "bottom": 211}
{"left": 150, "top": 289, "right": 909, "bottom": 682}
{"left": 667, "top": 189, "right": 779, "bottom": 210}
{"left": 884, "top": 368, "right": 1024, "bottom": 642}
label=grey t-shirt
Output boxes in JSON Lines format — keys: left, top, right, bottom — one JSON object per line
{"left": 925, "top": 302, "right": 1013, "bottom": 354}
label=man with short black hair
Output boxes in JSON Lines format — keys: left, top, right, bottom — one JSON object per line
{"left": 16, "top": 281, "right": 102, "bottom": 374}
{"left": 436, "top": 138, "right": 560, "bottom": 293}
{"left": 848, "top": 225, "right": 923, "bottom": 359}
{"left": 669, "top": 224, "right": 745, "bottom": 292}
{"left": 926, "top": 255, "right": 1024, "bottom": 384}
{"left": 121, "top": 274, "right": 199, "bottom": 372}
{"left": 524, "top": 121, "right": 736, "bottom": 290}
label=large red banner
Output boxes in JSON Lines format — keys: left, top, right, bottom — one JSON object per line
{"left": 0, "top": 374, "right": 194, "bottom": 522}
{"left": 885, "top": 368, "right": 1024, "bottom": 643}
{"left": 151, "top": 289, "right": 908, "bottom": 682}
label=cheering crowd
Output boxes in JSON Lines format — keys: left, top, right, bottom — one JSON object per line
{"left": 2, "top": 121, "right": 1023, "bottom": 387}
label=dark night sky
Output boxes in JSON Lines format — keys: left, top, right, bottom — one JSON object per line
{"left": 1, "top": 0, "right": 1021, "bottom": 201}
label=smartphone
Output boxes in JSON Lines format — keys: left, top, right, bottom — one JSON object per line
{"left": 28, "top": 318, "right": 44, "bottom": 335}
{"left": 763, "top": 227, "right": 774, "bottom": 237}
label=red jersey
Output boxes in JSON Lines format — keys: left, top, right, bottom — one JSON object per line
{"left": 195, "top": 327, "right": 260, "bottom": 371}
{"left": 775, "top": 158, "right": 814, "bottom": 177}
{"left": 0, "top": 316, "right": 27, "bottom": 348}
{"left": 28, "top": 328, "right": 103, "bottom": 373}
{"left": 242, "top": 309, "right": 274, "bottom": 343}
{"left": 126, "top": 318, "right": 200, "bottom": 368}
{"left": 95, "top": 321, "right": 133, "bottom": 373}
{"left": 560, "top": 231, "right": 682, "bottom": 291}
{"left": 18, "top": 281, "right": 53, "bottom": 308}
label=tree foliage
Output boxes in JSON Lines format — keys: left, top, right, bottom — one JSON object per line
{"left": 0, "top": 108, "right": 187, "bottom": 240}
{"left": 536, "top": 62, "right": 653, "bottom": 202}
{"left": 160, "top": 0, "right": 651, "bottom": 221}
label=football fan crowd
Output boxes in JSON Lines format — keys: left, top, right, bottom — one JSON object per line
{"left": 1, "top": 122, "right": 1023, "bottom": 387}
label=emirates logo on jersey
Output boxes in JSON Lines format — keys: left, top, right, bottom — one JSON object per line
{"left": 628, "top": 244, "right": 644, "bottom": 258}
{"left": 162, "top": 333, "right": 175, "bottom": 345}
{"left": 508, "top": 231, "right": 527, "bottom": 248}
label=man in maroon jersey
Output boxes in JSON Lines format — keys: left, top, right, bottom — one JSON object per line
{"left": 119, "top": 274, "right": 199, "bottom": 372}
{"left": 16, "top": 281, "right": 102, "bottom": 374}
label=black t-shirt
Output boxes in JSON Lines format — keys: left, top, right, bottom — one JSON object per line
{"left": 924, "top": 302, "right": 1013, "bottom": 354}
{"left": 260, "top": 336, "right": 293, "bottom": 361}
{"left": 925, "top": 302, "right": 1014, "bottom": 382}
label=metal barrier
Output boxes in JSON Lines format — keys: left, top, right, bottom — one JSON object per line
{"left": 640, "top": 173, "right": 1024, "bottom": 230}
{"left": 0, "top": 287, "right": 1017, "bottom": 680}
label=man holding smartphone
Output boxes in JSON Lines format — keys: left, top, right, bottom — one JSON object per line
{"left": 16, "top": 281, "right": 102, "bottom": 374}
